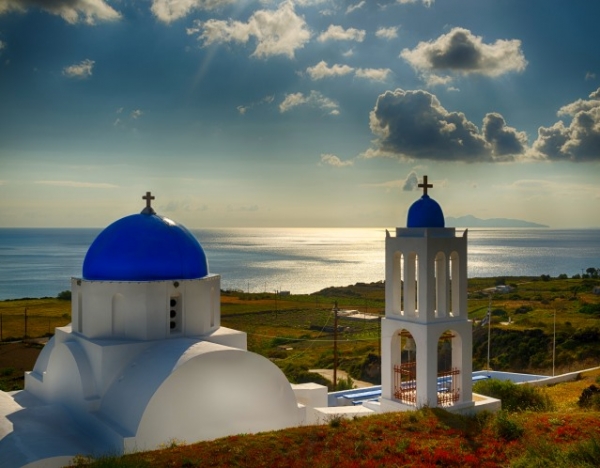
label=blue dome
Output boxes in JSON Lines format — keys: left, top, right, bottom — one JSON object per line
{"left": 83, "top": 213, "right": 208, "bottom": 281}
{"left": 407, "top": 195, "right": 445, "bottom": 228}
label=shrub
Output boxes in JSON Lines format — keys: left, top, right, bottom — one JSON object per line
{"left": 579, "top": 303, "right": 600, "bottom": 315}
{"left": 473, "top": 379, "right": 554, "bottom": 412}
{"left": 493, "top": 411, "right": 524, "bottom": 441}
{"left": 1, "top": 367, "right": 15, "bottom": 377}
{"left": 578, "top": 384, "right": 600, "bottom": 410}
{"left": 572, "top": 327, "right": 600, "bottom": 343}
{"left": 280, "top": 363, "right": 330, "bottom": 387}
{"left": 334, "top": 376, "right": 355, "bottom": 391}
{"left": 514, "top": 305, "right": 533, "bottom": 314}
{"left": 328, "top": 415, "right": 343, "bottom": 428}
{"left": 57, "top": 290, "right": 71, "bottom": 300}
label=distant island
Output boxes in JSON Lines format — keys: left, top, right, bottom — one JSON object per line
{"left": 445, "top": 215, "right": 549, "bottom": 228}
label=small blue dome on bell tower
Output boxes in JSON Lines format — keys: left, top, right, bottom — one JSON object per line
{"left": 406, "top": 175, "right": 445, "bottom": 228}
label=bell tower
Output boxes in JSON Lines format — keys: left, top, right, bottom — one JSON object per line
{"left": 380, "top": 176, "right": 474, "bottom": 411}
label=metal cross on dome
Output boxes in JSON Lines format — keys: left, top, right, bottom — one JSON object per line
{"left": 418, "top": 175, "right": 433, "bottom": 196}
{"left": 141, "top": 191, "right": 156, "bottom": 215}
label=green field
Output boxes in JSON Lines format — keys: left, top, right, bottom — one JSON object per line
{"left": 1, "top": 275, "right": 600, "bottom": 390}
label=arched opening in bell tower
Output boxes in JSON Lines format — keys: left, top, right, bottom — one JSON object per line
{"left": 449, "top": 252, "right": 460, "bottom": 316}
{"left": 437, "top": 329, "right": 461, "bottom": 406}
{"left": 392, "top": 252, "right": 403, "bottom": 316}
{"left": 404, "top": 253, "right": 418, "bottom": 317}
{"left": 434, "top": 252, "right": 447, "bottom": 318}
{"left": 392, "top": 329, "right": 417, "bottom": 406}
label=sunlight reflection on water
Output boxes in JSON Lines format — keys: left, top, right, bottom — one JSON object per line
{"left": 197, "top": 228, "right": 600, "bottom": 295}
{"left": 0, "top": 227, "right": 598, "bottom": 299}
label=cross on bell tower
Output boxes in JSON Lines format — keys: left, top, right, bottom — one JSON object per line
{"left": 418, "top": 175, "right": 433, "bottom": 196}
{"left": 141, "top": 191, "right": 156, "bottom": 215}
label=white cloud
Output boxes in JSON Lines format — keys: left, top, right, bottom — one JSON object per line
{"left": 346, "top": 1, "right": 365, "bottom": 14}
{"left": 533, "top": 87, "right": 600, "bottom": 162}
{"left": 483, "top": 113, "right": 527, "bottom": 159}
{"left": 320, "top": 154, "right": 353, "bottom": 167}
{"left": 227, "top": 204, "right": 259, "bottom": 212}
{"left": 279, "top": 92, "right": 306, "bottom": 112}
{"left": 376, "top": 26, "right": 398, "bottom": 40}
{"left": 500, "top": 179, "right": 599, "bottom": 199}
{"left": 62, "top": 59, "right": 94, "bottom": 79}
{"left": 424, "top": 74, "right": 453, "bottom": 87}
{"left": 0, "top": 40, "right": 5, "bottom": 52}
{"left": 306, "top": 61, "right": 390, "bottom": 82}
{"left": 190, "top": 2, "right": 310, "bottom": 59}
{"left": 397, "top": 0, "right": 434, "bottom": 6}
{"left": 402, "top": 171, "right": 419, "bottom": 191}
{"left": 364, "top": 172, "right": 432, "bottom": 192}
{"left": 401, "top": 27, "right": 527, "bottom": 83}
{"left": 0, "top": 0, "right": 120, "bottom": 24}
{"left": 237, "top": 95, "right": 274, "bottom": 115}
{"left": 318, "top": 25, "right": 366, "bottom": 42}
{"left": 113, "top": 107, "right": 144, "bottom": 128}
{"left": 163, "top": 199, "right": 208, "bottom": 212}
{"left": 279, "top": 90, "right": 339, "bottom": 114}
{"left": 34, "top": 180, "right": 117, "bottom": 188}
{"left": 355, "top": 67, "right": 391, "bottom": 82}
{"left": 151, "top": 0, "right": 235, "bottom": 23}
{"left": 294, "top": 0, "right": 329, "bottom": 5}
{"left": 368, "top": 88, "right": 527, "bottom": 162}
{"left": 306, "top": 61, "right": 353, "bottom": 80}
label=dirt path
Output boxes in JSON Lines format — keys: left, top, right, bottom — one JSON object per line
{"left": 309, "top": 368, "right": 375, "bottom": 388}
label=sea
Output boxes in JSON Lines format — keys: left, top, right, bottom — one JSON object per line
{"left": 0, "top": 227, "right": 599, "bottom": 300}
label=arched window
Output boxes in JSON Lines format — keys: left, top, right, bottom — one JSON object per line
{"left": 434, "top": 252, "right": 447, "bottom": 318}
{"left": 449, "top": 252, "right": 460, "bottom": 316}
{"left": 404, "top": 253, "right": 418, "bottom": 317}
{"left": 393, "top": 329, "right": 417, "bottom": 406}
{"left": 392, "top": 252, "right": 403, "bottom": 315}
{"left": 437, "top": 329, "right": 461, "bottom": 406}
{"left": 210, "top": 287, "right": 216, "bottom": 328}
{"left": 77, "top": 291, "right": 83, "bottom": 333}
{"left": 111, "top": 293, "right": 126, "bottom": 337}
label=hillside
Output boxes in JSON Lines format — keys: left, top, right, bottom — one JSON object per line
{"left": 2, "top": 276, "right": 600, "bottom": 466}
{"left": 72, "top": 368, "right": 600, "bottom": 467}
{"left": 2, "top": 275, "right": 600, "bottom": 392}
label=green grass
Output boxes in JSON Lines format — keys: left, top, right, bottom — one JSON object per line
{"left": 2, "top": 276, "right": 599, "bottom": 383}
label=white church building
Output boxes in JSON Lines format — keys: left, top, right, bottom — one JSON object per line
{"left": 0, "top": 182, "right": 497, "bottom": 467}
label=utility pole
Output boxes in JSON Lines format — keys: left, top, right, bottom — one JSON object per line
{"left": 487, "top": 296, "right": 491, "bottom": 372}
{"left": 333, "top": 300, "right": 339, "bottom": 389}
{"left": 553, "top": 306, "right": 557, "bottom": 377}
{"left": 24, "top": 308, "right": 28, "bottom": 339}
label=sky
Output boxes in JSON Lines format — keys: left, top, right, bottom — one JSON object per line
{"left": 1, "top": 0, "right": 599, "bottom": 229}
